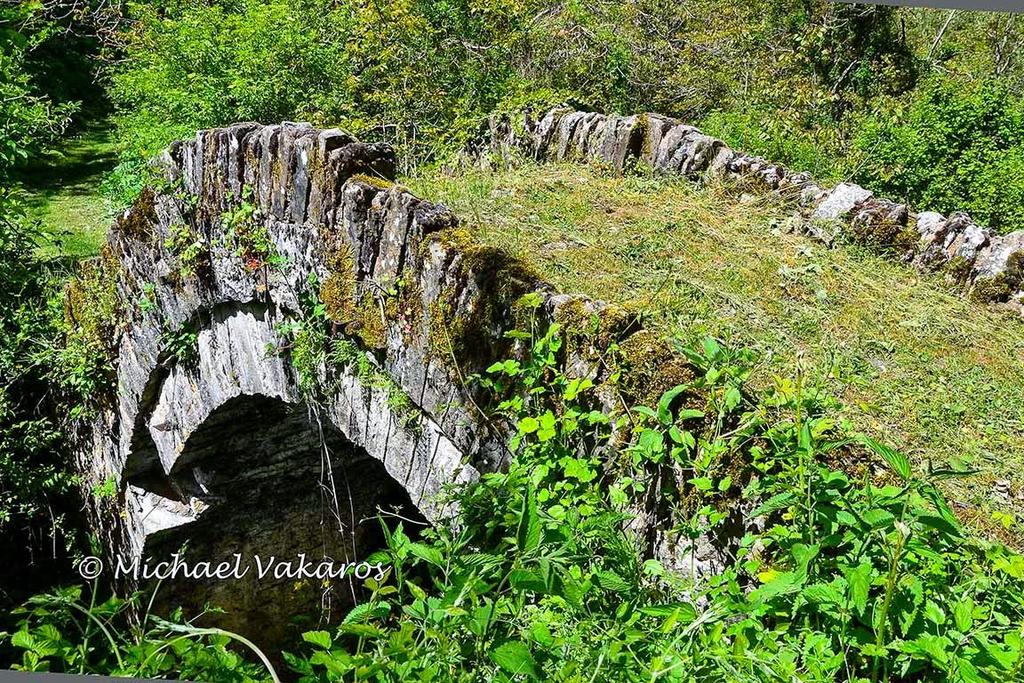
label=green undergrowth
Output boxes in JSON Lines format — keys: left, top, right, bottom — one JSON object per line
{"left": 406, "top": 162, "right": 1024, "bottom": 538}
{"left": 9, "top": 322, "right": 1024, "bottom": 681}
{"left": 289, "top": 322, "right": 1024, "bottom": 682}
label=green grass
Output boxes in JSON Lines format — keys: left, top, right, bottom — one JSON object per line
{"left": 18, "top": 122, "right": 116, "bottom": 259}
{"left": 407, "top": 163, "right": 1024, "bottom": 535}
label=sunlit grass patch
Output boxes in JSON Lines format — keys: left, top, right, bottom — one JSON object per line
{"left": 18, "top": 123, "right": 117, "bottom": 260}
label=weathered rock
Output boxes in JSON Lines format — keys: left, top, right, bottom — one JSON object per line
{"left": 807, "top": 183, "right": 873, "bottom": 245}
{"left": 969, "top": 230, "right": 1024, "bottom": 301}
{"left": 849, "top": 198, "right": 912, "bottom": 252}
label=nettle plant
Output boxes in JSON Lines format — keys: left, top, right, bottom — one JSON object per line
{"left": 4, "top": 585, "right": 276, "bottom": 681}
{"left": 291, "top": 310, "right": 1024, "bottom": 682}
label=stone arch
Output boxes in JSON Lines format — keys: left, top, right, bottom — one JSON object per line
{"left": 142, "top": 391, "right": 425, "bottom": 650}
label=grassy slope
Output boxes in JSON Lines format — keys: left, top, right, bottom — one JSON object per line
{"left": 407, "top": 163, "right": 1024, "bottom": 526}
{"left": 19, "top": 123, "right": 116, "bottom": 259}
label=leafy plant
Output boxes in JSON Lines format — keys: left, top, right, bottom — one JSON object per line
{"left": 287, "top": 326, "right": 1024, "bottom": 681}
{"left": 160, "top": 323, "right": 199, "bottom": 366}
{"left": 3, "top": 584, "right": 278, "bottom": 681}
{"left": 221, "top": 189, "right": 277, "bottom": 270}
{"left": 165, "top": 222, "right": 209, "bottom": 278}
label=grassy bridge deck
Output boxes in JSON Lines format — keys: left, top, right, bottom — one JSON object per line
{"left": 408, "top": 162, "right": 1024, "bottom": 531}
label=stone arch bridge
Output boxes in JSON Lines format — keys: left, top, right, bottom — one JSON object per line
{"left": 71, "top": 120, "right": 679, "bottom": 646}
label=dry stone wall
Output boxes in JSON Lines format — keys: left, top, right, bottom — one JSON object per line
{"left": 484, "top": 107, "right": 1024, "bottom": 312}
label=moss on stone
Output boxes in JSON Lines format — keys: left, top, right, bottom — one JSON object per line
{"left": 424, "top": 228, "right": 543, "bottom": 373}
{"left": 850, "top": 215, "right": 917, "bottom": 252}
{"left": 552, "top": 297, "right": 641, "bottom": 373}
{"left": 971, "top": 252, "right": 1024, "bottom": 303}
{"left": 1006, "top": 251, "right": 1024, "bottom": 286}
{"left": 945, "top": 255, "right": 974, "bottom": 283}
{"left": 353, "top": 289, "right": 388, "bottom": 349}
{"left": 393, "top": 278, "right": 425, "bottom": 344}
{"left": 636, "top": 113, "right": 653, "bottom": 161}
{"left": 970, "top": 274, "right": 1013, "bottom": 303}
{"left": 321, "top": 272, "right": 357, "bottom": 323}
{"left": 59, "top": 246, "right": 126, "bottom": 406}
{"left": 114, "top": 186, "right": 158, "bottom": 241}
{"left": 316, "top": 237, "right": 392, "bottom": 349}
{"left": 613, "top": 330, "right": 697, "bottom": 407}
{"left": 350, "top": 172, "right": 394, "bottom": 191}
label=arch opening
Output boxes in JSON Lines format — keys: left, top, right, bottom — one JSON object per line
{"left": 139, "top": 394, "right": 426, "bottom": 651}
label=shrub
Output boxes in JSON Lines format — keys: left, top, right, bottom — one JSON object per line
{"left": 3, "top": 585, "right": 276, "bottom": 680}
{"left": 0, "top": 191, "right": 82, "bottom": 608}
{"left": 285, "top": 319, "right": 1024, "bottom": 681}
{"left": 855, "top": 78, "right": 1024, "bottom": 233}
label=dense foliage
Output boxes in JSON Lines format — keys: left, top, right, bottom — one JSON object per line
{"left": 855, "top": 77, "right": 1024, "bottom": 233}
{"left": 0, "top": 2, "right": 89, "bottom": 608}
{"left": 99, "top": 1, "right": 1024, "bottom": 231}
{"left": 282, "top": 319, "right": 1024, "bottom": 681}
{"left": 0, "top": 192, "right": 81, "bottom": 606}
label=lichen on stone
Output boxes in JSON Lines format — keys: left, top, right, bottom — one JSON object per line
{"left": 424, "top": 228, "right": 543, "bottom": 373}
{"left": 972, "top": 252, "right": 1024, "bottom": 303}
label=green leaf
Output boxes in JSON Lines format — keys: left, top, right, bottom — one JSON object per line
{"left": 801, "top": 582, "right": 843, "bottom": 606}
{"left": 343, "top": 602, "right": 382, "bottom": 625}
{"left": 953, "top": 598, "right": 974, "bottom": 633}
{"left": 690, "top": 477, "right": 714, "bottom": 492}
{"left": 859, "top": 435, "right": 912, "bottom": 481}
{"left": 638, "top": 428, "right": 664, "bottom": 454}
{"left": 702, "top": 337, "right": 721, "bottom": 360}
{"left": 595, "top": 570, "right": 631, "bottom": 593}
{"left": 408, "top": 542, "right": 444, "bottom": 567}
{"left": 337, "top": 623, "right": 383, "bottom": 638}
{"left": 901, "top": 634, "right": 952, "bottom": 666}
{"left": 10, "top": 630, "right": 34, "bottom": 651}
{"left": 750, "top": 571, "right": 802, "bottom": 603}
{"left": 860, "top": 508, "right": 896, "bottom": 529}
{"left": 638, "top": 603, "right": 698, "bottom": 623}
{"left": 509, "top": 569, "right": 548, "bottom": 593}
{"left": 844, "top": 560, "right": 872, "bottom": 616}
{"left": 516, "top": 488, "right": 541, "bottom": 553}
{"left": 302, "top": 630, "right": 332, "bottom": 649}
{"left": 490, "top": 640, "right": 541, "bottom": 680}
{"left": 657, "top": 384, "right": 689, "bottom": 424}
{"left": 924, "top": 600, "right": 946, "bottom": 625}
{"left": 537, "top": 410, "right": 557, "bottom": 441}
{"left": 631, "top": 406, "right": 658, "bottom": 420}
{"left": 518, "top": 416, "right": 539, "bottom": 434}
{"left": 752, "top": 492, "right": 797, "bottom": 517}
{"left": 955, "top": 657, "right": 983, "bottom": 683}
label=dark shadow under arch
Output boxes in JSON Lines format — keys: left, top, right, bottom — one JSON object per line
{"left": 140, "top": 393, "right": 426, "bottom": 655}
